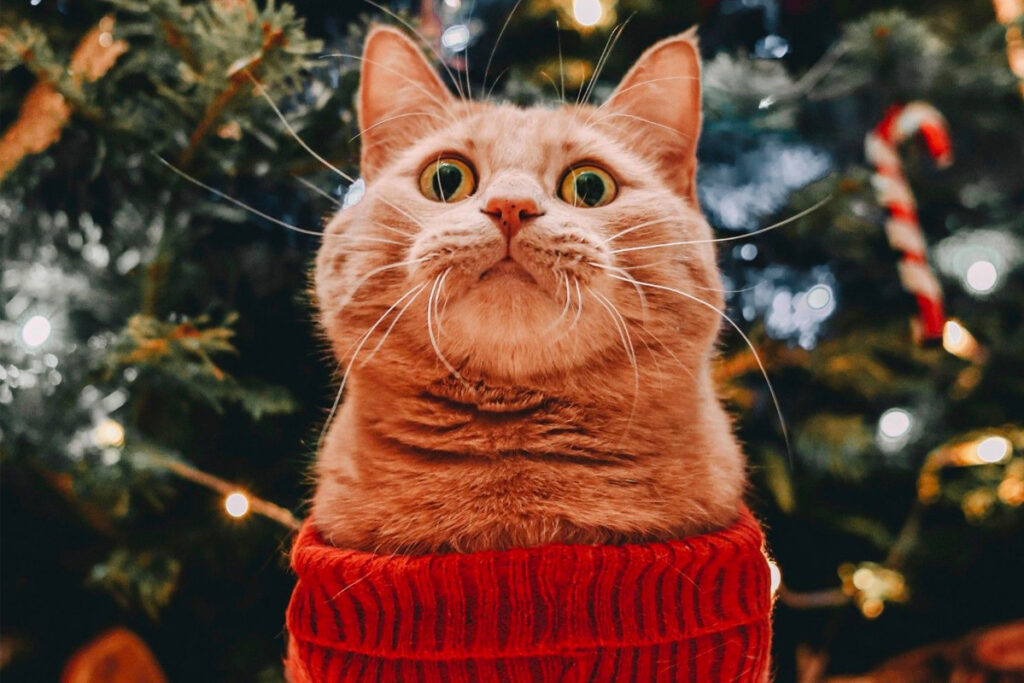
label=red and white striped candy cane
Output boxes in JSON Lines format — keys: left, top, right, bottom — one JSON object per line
{"left": 864, "top": 102, "right": 954, "bottom": 343}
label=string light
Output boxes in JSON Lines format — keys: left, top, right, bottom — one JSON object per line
{"left": 878, "top": 409, "right": 912, "bottom": 439}
{"left": 768, "top": 559, "right": 782, "bottom": 596}
{"left": 440, "top": 24, "right": 470, "bottom": 52}
{"left": 805, "top": 284, "right": 832, "bottom": 310}
{"left": 976, "top": 435, "right": 1011, "bottom": 464}
{"left": 572, "top": 0, "right": 603, "bottom": 27}
{"left": 965, "top": 260, "right": 999, "bottom": 294}
{"left": 839, "top": 562, "right": 908, "bottom": 619}
{"left": 21, "top": 315, "right": 52, "bottom": 348}
{"left": 942, "top": 319, "right": 983, "bottom": 362}
{"left": 224, "top": 491, "right": 250, "bottom": 518}
{"left": 878, "top": 407, "right": 915, "bottom": 453}
{"left": 94, "top": 418, "right": 125, "bottom": 448}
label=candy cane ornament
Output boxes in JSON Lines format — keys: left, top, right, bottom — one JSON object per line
{"left": 864, "top": 102, "right": 953, "bottom": 343}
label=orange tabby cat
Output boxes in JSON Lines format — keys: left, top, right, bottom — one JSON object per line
{"left": 310, "top": 25, "right": 745, "bottom": 554}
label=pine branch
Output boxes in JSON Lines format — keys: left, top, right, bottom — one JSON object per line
{"left": 141, "top": 453, "right": 301, "bottom": 531}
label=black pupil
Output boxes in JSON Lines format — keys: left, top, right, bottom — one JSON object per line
{"left": 574, "top": 171, "right": 606, "bottom": 206}
{"left": 432, "top": 163, "right": 464, "bottom": 200}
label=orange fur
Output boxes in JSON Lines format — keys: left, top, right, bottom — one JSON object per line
{"left": 311, "top": 26, "right": 745, "bottom": 553}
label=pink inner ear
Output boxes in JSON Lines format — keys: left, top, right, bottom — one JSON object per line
{"left": 602, "top": 32, "right": 703, "bottom": 201}
{"left": 605, "top": 34, "right": 702, "bottom": 148}
{"left": 358, "top": 26, "right": 454, "bottom": 178}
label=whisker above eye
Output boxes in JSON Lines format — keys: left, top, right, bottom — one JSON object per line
{"left": 609, "top": 195, "right": 832, "bottom": 255}
{"left": 348, "top": 111, "right": 449, "bottom": 143}
{"left": 591, "top": 111, "right": 692, "bottom": 141}
{"left": 481, "top": 0, "right": 523, "bottom": 97}
{"left": 585, "top": 76, "right": 701, "bottom": 124}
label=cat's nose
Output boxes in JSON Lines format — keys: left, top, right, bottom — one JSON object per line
{"left": 482, "top": 197, "right": 542, "bottom": 240}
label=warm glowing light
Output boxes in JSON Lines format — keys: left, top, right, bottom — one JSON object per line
{"left": 21, "top": 315, "right": 52, "bottom": 347}
{"left": 965, "top": 260, "right": 998, "bottom": 293}
{"left": 94, "top": 419, "right": 125, "bottom": 448}
{"left": 942, "top": 319, "right": 980, "bottom": 361}
{"left": 225, "top": 492, "right": 250, "bottom": 518}
{"left": 878, "top": 408, "right": 912, "bottom": 439}
{"left": 998, "top": 477, "right": 1024, "bottom": 506}
{"left": 573, "top": 0, "right": 603, "bottom": 27}
{"left": 443, "top": 0, "right": 461, "bottom": 7}
{"left": 976, "top": 436, "right": 1011, "bottom": 464}
{"left": 852, "top": 567, "right": 876, "bottom": 592}
{"left": 806, "top": 284, "right": 833, "bottom": 310}
{"left": 768, "top": 559, "right": 782, "bottom": 596}
{"left": 861, "top": 597, "right": 884, "bottom": 619}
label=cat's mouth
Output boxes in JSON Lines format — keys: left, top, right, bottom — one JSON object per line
{"left": 479, "top": 257, "right": 537, "bottom": 284}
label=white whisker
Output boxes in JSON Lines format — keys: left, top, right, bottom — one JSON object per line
{"left": 293, "top": 175, "right": 342, "bottom": 207}
{"left": 606, "top": 273, "right": 791, "bottom": 454}
{"left": 155, "top": 154, "right": 325, "bottom": 238}
{"left": 588, "top": 286, "right": 640, "bottom": 440}
{"left": 610, "top": 195, "right": 832, "bottom": 255}
{"left": 556, "top": 19, "right": 566, "bottom": 103}
{"left": 572, "top": 277, "right": 584, "bottom": 327}
{"left": 317, "top": 282, "right": 429, "bottom": 451}
{"left": 588, "top": 262, "right": 648, "bottom": 318}
{"left": 369, "top": 220, "right": 416, "bottom": 238}
{"left": 593, "top": 111, "right": 691, "bottom": 140}
{"left": 349, "top": 111, "right": 449, "bottom": 142}
{"left": 578, "top": 18, "right": 631, "bottom": 106}
{"left": 363, "top": 282, "right": 429, "bottom": 362}
{"left": 482, "top": 0, "right": 523, "bottom": 96}
{"left": 426, "top": 269, "right": 463, "bottom": 379}
{"left": 601, "top": 217, "right": 676, "bottom": 244}
{"left": 585, "top": 75, "right": 699, "bottom": 123}
{"left": 336, "top": 256, "right": 431, "bottom": 313}
{"left": 247, "top": 75, "right": 357, "bottom": 183}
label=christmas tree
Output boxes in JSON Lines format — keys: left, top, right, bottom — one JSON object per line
{"left": 2, "top": 0, "right": 1022, "bottom": 680}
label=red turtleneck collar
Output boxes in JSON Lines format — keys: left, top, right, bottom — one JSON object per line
{"left": 285, "top": 507, "right": 773, "bottom": 682}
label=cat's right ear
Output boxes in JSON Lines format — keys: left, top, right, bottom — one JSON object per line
{"left": 358, "top": 26, "right": 453, "bottom": 179}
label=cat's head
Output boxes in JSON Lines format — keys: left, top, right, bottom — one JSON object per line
{"left": 315, "top": 25, "right": 723, "bottom": 384}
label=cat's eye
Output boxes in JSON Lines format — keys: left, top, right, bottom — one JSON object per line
{"left": 419, "top": 157, "right": 476, "bottom": 203}
{"left": 558, "top": 165, "right": 617, "bottom": 208}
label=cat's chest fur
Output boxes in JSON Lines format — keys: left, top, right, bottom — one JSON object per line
{"left": 312, "top": 360, "right": 744, "bottom": 554}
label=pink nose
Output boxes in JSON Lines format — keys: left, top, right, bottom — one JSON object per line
{"left": 483, "top": 197, "right": 541, "bottom": 240}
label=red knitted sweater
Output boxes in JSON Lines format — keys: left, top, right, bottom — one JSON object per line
{"left": 285, "top": 508, "right": 773, "bottom": 682}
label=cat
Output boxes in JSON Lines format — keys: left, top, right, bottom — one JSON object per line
{"left": 309, "top": 24, "right": 746, "bottom": 555}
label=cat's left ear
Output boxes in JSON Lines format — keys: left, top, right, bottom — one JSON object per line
{"left": 604, "top": 29, "right": 702, "bottom": 202}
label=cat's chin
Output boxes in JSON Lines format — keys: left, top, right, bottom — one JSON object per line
{"left": 479, "top": 257, "right": 537, "bottom": 284}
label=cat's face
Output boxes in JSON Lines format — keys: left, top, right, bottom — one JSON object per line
{"left": 315, "top": 26, "right": 722, "bottom": 383}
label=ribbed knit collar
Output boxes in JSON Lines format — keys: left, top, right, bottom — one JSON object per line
{"left": 286, "top": 507, "right": 773, "bottom": 682}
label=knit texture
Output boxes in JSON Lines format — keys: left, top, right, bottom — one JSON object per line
{"left": 285, "top": 507, "right": 773, "bottom": 682}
